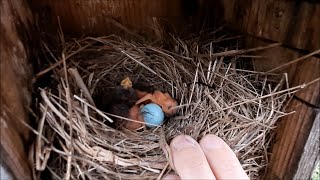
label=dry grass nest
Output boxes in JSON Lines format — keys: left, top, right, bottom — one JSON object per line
{"left": 31, "top": 31, "right": 306, "bottom": 180}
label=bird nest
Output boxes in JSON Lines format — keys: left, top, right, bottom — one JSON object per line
{"left": 32, "top": 31, "right": 299, "bottom": 179}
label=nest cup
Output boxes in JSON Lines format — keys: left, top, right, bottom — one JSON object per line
{"left": 35, "top": 32, "right": 295, "bottom": 179}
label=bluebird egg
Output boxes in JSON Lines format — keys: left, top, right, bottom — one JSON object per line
{"left": 141, "top": 103, "right": 165, "bottom": 128}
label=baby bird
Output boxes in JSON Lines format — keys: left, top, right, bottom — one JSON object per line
{"left": 106, "top": 77, "right": 144, "bottom": 130}
{"left": 106, "top": 77, "right": 178, "bottom": 130}
{"left": 115, "top": 77, "right": 137, "bottom": 105}
{"left": 126, "top": 105, "right": 145, "bottom": 130}
{"left": 135, "top": 90, "right": 178, "bottom": 116}
{"left": 119, "top": 77, "right": 146, "bottom": 130}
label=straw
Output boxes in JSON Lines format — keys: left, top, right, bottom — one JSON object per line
{"left": 31, "top": 30, "right": 306, "bottom": 179}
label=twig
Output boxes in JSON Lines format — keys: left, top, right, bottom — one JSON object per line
{"left": 120, "top": 49, "right": 170, "bottom": 85}
{"left": 156, "top": 162, "right": 169, "bottom": 180}
{"left": 73, "top": 95, "right": 113, "bottom": 123}
{"left": 36, "top": 105, "right": 49, "bottom": 170}
{"left": 62, "top": 52, "right": 73, "bottom": 180}
{"left": 210, "top": 82, "right": 313, "bottom": 113}
{"left": 68, "top": 67, "right": 96, "bottom": 106}
{"left": 35, "top": 44, "right": 91, "bottom": 79}
{"left": 267, "top": 49, "right": 320, "bottom": 72}
{"left": 195, "top": 43, "right": 281, "bottom": 58}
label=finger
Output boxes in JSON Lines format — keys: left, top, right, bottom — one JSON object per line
{"left": 170, "top": 135, "right": 216, "bottom": 179}
{"left": 162, "top": 174, "right": 180, "bottom": 180}
{"left": 199, "top": 134, "right": 249, "bottom": 180}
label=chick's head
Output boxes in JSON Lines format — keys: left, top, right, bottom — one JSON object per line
{"left": 153, "top": 91, "right": 178, "bottom": 116}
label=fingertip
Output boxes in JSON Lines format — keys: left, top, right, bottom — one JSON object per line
{"left": 199, "top": 134, "right": 249, "bottom": 180}
{"left": 169, "top": 135, "right": 215, "bottom": 179}
{"left": 162, "top": 174, "right": 180, "bottom": 180}
{"left": 199, "top": 134, "right": 227, "bottom": 150}
{"left": 170, "top": 135, "right": 197, "bottom": 151}
{"left": 170, "top": 134, "right": 186, "bottom": 146}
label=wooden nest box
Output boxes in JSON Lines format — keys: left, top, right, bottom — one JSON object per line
{"left": 1, "top": 0, "right": 319, "bottom": 179}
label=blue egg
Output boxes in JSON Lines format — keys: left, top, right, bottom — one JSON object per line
{"left": 141, "top": 103, "right": 165, "bottom": 128}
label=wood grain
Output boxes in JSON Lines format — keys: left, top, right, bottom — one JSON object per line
{"left": 294, "top": 113, "right": 319, "bottom": 179}
{"left": 247, "top": 38, "right": 320, "bottom": 179}
{"left": 220, "top": 0, "right": 320, "bottom": 51}
{"left": 1, "top": 1, "right": 318, "bottom": 179}
{"left": 0, "top": 0, "right": 33, "bottom": 179}
{"left": 31, "top": 0, "right": 186, "bottom": 36}
{"left": 266, "top": 56, "right": 319, "bottom": 180}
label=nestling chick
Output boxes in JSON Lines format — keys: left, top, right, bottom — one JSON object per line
{"left": 126, "top": 105, "right": 144, "bottom": 130}
{"left": 103, "top": 77, "right": 177, "bottom": 130}
{"left": 111, "top": 77, "right": 144, "bottom": 130}
{"left": 135, "top": 90, "right": 178, "bottom": 116}
{"left": 115, "top": 77, "right": 138, "bottom": 105}
{"left": 103, "top": 77, "right": 142, "bottom": 130}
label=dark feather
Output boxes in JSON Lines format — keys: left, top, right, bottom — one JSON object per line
{"left": 132, "top": 82, "right": 156, "bottom": 93}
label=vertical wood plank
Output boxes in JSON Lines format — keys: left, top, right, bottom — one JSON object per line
{"left": 0, "top": 0, "right": 33, "bottom": 179}
{"left": 31, "top": 0, "right": 186, "bottom": 36}
{"left": 245, "top": 37, "right": 319, "bottom": 179}
{"left": 267, "top": 56, "right": 319, "bottom": 180}
{"left": 294, "top": 112, "right": 319, "bottom": 179}
{"left": 220, "top": 0, "right": 320, "bottom": 51}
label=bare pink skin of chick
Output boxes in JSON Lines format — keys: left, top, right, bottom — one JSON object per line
{"left": 124, "top": 105, "right": 144, "bottom": 130}
{"left": 136, "top": 90, "right": 178, "bottom": 116}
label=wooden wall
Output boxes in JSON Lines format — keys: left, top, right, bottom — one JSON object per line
{"left": 246, "top": 41, "right": 320, "bottom": 179}
{"left": 30, "top": 0, "right": 222, "bottom": 37}
{"left": 31, "top": 0, "right": 185, "bottom": 36}
{"left": 220, "top": 0, "right": 320, "bottom": 51}
{"left": 0, "top": 0, "right": 318, "bottom": 179}
{"left": 0, "top": 1, "right": 212, "bottom": 179}
{"left": 0, "top": 0, "right": 33, "bottom": 179}
{"left": 220, "top": 1, "right": 320, "bottom": 179}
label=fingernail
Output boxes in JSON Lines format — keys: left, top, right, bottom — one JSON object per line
{"left": 202, "top": 135, "right": 225, "bottom": 150}
{"left": 171, "top": 135, "right": 196, "bottom": 151}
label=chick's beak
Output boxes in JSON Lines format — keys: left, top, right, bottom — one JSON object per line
{"left": 121, "top": 77, "right": 132, "bottom": 89}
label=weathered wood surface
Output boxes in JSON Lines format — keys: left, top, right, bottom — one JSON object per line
{"left": 247, "top": 38, "right": 320, "bottom": 179}
{"left": 220, "top": 0, "right": 320, "bottom": 51}
{"left": 0, "top": 0, "right": 33, "bottom": 179}
{"left": 31, "top": 0, "right": 320, "bottom": 49}
{"left": 294, "top": 112, "right": 319, "bottom": 180}
{"left": 31, "top": 0, "right": 187, "bottom": 36}
{"left": 266, "top": 55, "right": 319, "bottom": 180}
{"left": 0, "top": 1, "right": 318, "bottom": 180}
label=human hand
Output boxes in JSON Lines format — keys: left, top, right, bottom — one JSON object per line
{"left": 163, "top": 134, "right": 249, "bottom": 180}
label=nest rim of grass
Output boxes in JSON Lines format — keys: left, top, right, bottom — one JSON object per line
{"left": 31, "top": 30, "right": 314, "bottom": 180}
